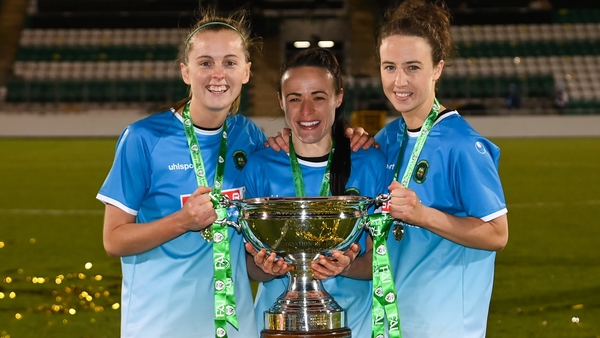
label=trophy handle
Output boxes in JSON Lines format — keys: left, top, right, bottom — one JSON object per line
{"left": 368, "top": 193, "right": 391, "bottom": 208}
{"left": 211, "top": 193, "right": 266, "bottom": 253}
{"left": 213, "top": 218, "right": 241, "bottom": 231}
{"left": 211, "top": 193, "right": 242, "bottom": 231}
{"left": 361, "top": 193, "right": 391, "bottom": 231}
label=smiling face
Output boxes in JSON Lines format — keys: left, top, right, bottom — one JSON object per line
{"left": 180, "top": 29, "right": 250, "bottom": 121}
{"left": 279, "top": 66, "right": 342, "bottom": 153}
{"left": 379, "top": 34, "right": 443, "bottom": 123}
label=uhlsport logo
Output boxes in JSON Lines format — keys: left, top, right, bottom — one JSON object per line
{"left": 232, "top": 150, "right": 248, "bottom": 170}
{"left": 414, "top": 160, "right": 429, "bottom": 184}
{"left": 475, "top": 141, "right": 487, "bottom": 154}
{"left": 168, "top": 163, "right": 194, "bottom": 171}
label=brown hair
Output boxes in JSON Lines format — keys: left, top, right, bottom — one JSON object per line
{"left": 376, "top": 0, "right": 455, "bottom": 66}
{"left": 173, "top": 7, "right": 260, "bottom": 114}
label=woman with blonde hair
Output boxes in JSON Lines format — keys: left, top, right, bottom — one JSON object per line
{"left": 97, "top": 8, "right": 264, "bottom": 337}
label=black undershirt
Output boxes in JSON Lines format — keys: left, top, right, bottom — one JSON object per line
{"left": 407, "top": 108, "right": 452, "bottom": 132}
{"left": 194, "top": 124, "right": 221, "bottom": 131}
{"left": 296, "top": 153, "right": 329, "bottom": 163}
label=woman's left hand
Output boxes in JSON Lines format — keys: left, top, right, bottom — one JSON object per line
{"left": 346, "top": 127, "right": 379, "bottom": 151}
{"left": 264, "top": 128, "right": 292, "bottom": 153}
{"left": 310, "top": 243, "right": 361, "bottom": 280}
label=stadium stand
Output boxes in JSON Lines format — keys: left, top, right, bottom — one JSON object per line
{"left": 1, "top": 0, "right": 251, "bottom": 111}
{"left": 0, "top": 0, "right": 599, "bottom": 116}
{"left": 345, "top": 0, "right": 600, "bottom": 116}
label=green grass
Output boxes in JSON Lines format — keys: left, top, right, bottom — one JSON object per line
{"left": 0, "top": 139, "right": 121, "bottom": 337}
{"left": 488, "top": 138, "right": 600, "bottom": 338}
{"left": 0, "top": 137, "right": 599, "bottom": 337}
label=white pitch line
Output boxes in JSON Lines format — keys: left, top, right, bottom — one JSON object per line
{"left": 507, "top": 200, "right": 600, "bottom": 208}
{"left": 0, "top": 209, "right": 104, "bottom": 216}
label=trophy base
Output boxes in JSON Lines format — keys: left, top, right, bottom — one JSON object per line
{"left": 261, "top": 328, "right": 351, "bottom": 338}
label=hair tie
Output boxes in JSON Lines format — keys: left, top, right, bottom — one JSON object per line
{"left": 185, "top": 22, "right": 244, "bottom": 46}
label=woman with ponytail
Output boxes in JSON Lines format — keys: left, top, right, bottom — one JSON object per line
{"left": 242, "top": 47, "right": 388, "bottom": 337}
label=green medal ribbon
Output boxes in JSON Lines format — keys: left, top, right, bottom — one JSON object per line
{"left": 288, "top": 134, "right": 334, "bottom": 197}
{"left": 371, "top": 98, "right": 441, "bottom": 338}
{"left": 393, "top": 98, "right": 441, "bottom": 184}
{"left": 181, "top": 102, "right": 238, "bottom": 337}
{"left": 369, "top": 213, "right": 401, "bottom": 338}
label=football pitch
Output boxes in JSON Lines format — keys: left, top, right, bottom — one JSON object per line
{"left": 0, "top": 137, "right": 599, "bottom": 337}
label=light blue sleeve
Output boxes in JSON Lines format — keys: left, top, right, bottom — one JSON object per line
{"left": 97, "top": 125, "right": 151, "bottom": 214}
{"left": 451, "top": 137, "right": 506, "bottom": 220}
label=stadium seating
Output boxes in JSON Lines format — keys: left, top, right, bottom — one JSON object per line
{"left": 445, "top": 23, "right": 600, "bottom": 114}
{"left": 1, "top": 0, "right": 599, "bottom": 116}
{"left": 342, "top": 18, "right": 600, "bottom": 115}
{"left": 5, "top": 26, "right": 249, "bottom": 111}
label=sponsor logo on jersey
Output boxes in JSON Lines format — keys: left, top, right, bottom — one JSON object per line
{"left": 181, "top": 187, "right": 244, "bottom": 207}
{"left": 168, "top": 163, "right": 194, "bottom": 171}
{"left": 380, "top": 198, "right": 391, "bottom": 214}
{"left": 232, "top": 150, "right": 248, "bottom": 170}
{"left": 414, "top": 160, "right": 429, "bottom": 184}
{"left": 344, "top": 187, "right": 360, "bottom": 196}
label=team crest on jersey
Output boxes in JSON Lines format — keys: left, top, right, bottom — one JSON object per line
{"left": 232, "top": 150, "right": 248, "bottom": 170}
{"left": 414, "top": 160, "right": 429, "bottom": 184}
{"left": 344, "top": 187, "right": 360, "bottom": 196}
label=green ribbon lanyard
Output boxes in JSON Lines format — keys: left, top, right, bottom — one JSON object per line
{"left": 394, "top": 98, "right": 441, "bottom": 184}
{"left": 181, "top": 102, "right": 238, "bottom": 338}
{"left": 370, "top": 98, "right": 441, "bottom": 338}
{"left": 288, "top": 134, "right": 334, "bottom": 197}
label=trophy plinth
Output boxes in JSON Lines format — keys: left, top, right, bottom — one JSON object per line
{"left": 220, "top": 196, "right": 385, "bottom": 337}
{"left": 263, "top": 254, "right": 346, "bottom": 335}
{"left": 260, "top": 328, "right": 351, "bottom": 338}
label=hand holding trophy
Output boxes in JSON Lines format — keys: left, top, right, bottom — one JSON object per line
{"left": 214, "top": 194, "right": 396, "bottom": 338}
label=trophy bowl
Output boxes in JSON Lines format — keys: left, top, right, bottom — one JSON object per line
{"left": 221, "top": 195, "right": 385, "bottom": 338}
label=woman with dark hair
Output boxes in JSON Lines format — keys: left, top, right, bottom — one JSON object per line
{"left": 242, "top": 47, "right": 387, "bottom": 337}
{"left": 375, "top": 0, "right": 509, "bottom": 336}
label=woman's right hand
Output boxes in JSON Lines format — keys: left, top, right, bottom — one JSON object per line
{"left": 245, "top": 242, "right": 293, "bottom": 276}
{"left": 179, "top": 186, "right": 218, "bottom": 232}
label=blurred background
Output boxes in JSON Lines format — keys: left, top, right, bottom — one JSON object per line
{"left": 0, "top": 1, "right": 599, "bottom": 337}
{"left": 0, "top": 0, "right": 600, "bottom": 130}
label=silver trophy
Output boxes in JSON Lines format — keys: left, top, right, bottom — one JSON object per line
{"left": 217, "top": 195, "right": 389, "bottom": 338}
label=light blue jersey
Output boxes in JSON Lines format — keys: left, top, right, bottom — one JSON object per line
{"left": 97, "top": 109, "right": 266, "bottom": 338}
{"left": 242, "top": 146, "right": 388, "bottom": 338}
{"left": 375, "top": 110, "right": 507, "bottom": 338}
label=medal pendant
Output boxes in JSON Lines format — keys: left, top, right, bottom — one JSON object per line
{"left": 201, "top": 226, "right": 213, "bottom": 242}
{"left": 393, "top": 223, "right": 404, "bottom": 242}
